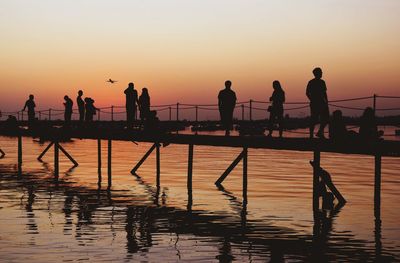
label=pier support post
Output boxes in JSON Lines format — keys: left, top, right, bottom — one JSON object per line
{"left": 243, "top": 147, "right": 248, "bottom": 206}
{"left": 107, "top": 139, "right": 112, "bottom": 189}
{"left": 374, "top": 154, "right": 381, "bottom": 217}
{"left": 187, "top": 144, "right": 194, "bottom": 210}
{"left": 54, "top": 141, "right": 59, "bottom": 178}
{"left": 98, "top": 139, "right": 102, "bottom": 184}
{"left": 313, "top": 150, "right": 320, "bottom": 211}
{"left": 156, "top": 143, "right": 160, "bottom": 187}
{"left": 0, "top": 148, "right": 5, "bottom": 159}
{"left": 374, "top": 153, "right": 382, "bottom": 261}
{"left": 18, "top": 135, "right": 22, "bottom": 174}
{"left": 215, "top": 150, "right": 245, "bottom": 186}
{"left": 130, "top": 143, "right": 157, "bottom": 174}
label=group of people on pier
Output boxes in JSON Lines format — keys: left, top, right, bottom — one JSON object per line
{"left": 14, "top": 67, "right": 382, "bottom": 141}
{"left": 217, "top": 67, "right": 382, "bottom": 140}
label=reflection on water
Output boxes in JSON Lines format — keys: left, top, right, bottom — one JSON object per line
{"left": 0, "top": 134, "right": 400, "bottom": 262}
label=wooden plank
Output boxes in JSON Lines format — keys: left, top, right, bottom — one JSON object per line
{"left": 2, "top": 129, "right": 400, "bottom": 156}
{"left": 318, "top": 167, "right": 346, "bottom": 204}
{"left": 156, "top": 143, "right": 160, "bottom": 187}
{"left": 374, "top": 154, "right": 381, "bottom": 219}
{"left": 130, "top": 143, "right": 157, "bottom": 174}
{"left": 108, "top": 139, "right": 112, "bottom": 189}
{"left": 37, "top": 142, "right": 54, "bottom": 161}
{"left": 215, "top": 150, "right": 244, "bottom": 186}
{"left": 59, "top": 144, "right": 78, "bottom": 166}
{"left": 187, "top": 144, "right": 194, "bottom": 211}
{"left": 243, "top": 147, "right": 248, "bottom": 206}
{"left": 54, "top": 142, "right": 59, "bottom": 178}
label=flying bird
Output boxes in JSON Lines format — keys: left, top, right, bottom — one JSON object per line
{"left": 106, "top": 79, "right": 118, "bottom": 84}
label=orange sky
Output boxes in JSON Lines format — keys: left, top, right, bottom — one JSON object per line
{"left": 0, "top": 0, "right": 399, "bottom": 118}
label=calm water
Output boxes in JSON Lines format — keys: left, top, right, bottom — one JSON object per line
{"left": 0, "top": 129, "right": 400, "bottom": 262}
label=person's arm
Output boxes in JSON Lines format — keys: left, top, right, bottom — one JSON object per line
{"left": 323, "top": 81, "right": 328, "bottom": 103}
{"left": 306, "top": 82, "right": 311, "bottom": 100}
{"left": 22, "top": 101, "right": 27, "bottom": 111}
{"left": 218, "top": 92, "right": 222, "bottom": 110}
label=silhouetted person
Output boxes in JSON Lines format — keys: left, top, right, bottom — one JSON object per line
{"left": 218, "top": 80, "right": 237, "bottom": 136}
{"left": 306, "top": 67, "right": 329, "bottom": 138}
{"left": 144, "top": 110, "right": 160, "bottom": 132}
{"left": 267, "top": 80, "right": 285, "bottom": 137}
{"left": 63, "top": 95, "right": 73, "bottom": 127}
{"left": 124, "top": 82, "right": 139, "bottom": 129}
{"left": 84, "top": 97, "right": 98, "bottom": 122}
{"left": 359, "top": 107, "right": 383, "bottom": 141}
{"left": 139, "top": 88, "right": 151, "bottom": 122}
{"left": 22, "top": 94, "right": 36, "bottom": 128}
{"left": 77, "top": 90, "right": 85, "bottom": 122}
{"left": 4, "top": 115, "right": 18, "bottom": 132}
{"left": 329, "top": 110, "right": 347, "bottom": 141}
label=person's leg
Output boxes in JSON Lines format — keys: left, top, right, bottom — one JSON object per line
{"left": 268, "top": 111, "right": 275, "bottom": 136}
{"left": 317, "top": 105, "right": 329, "bottom": 138}
{"left": 309, "top": 105, "right": 317, "bottom": 138}
{"left": 278, "top": 113, "right": 284, "bottom": 138}
{"left": 126, "top": 108, "right": 133, "bottom": 128}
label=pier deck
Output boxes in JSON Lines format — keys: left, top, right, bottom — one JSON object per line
{"left": 2, "top": 127, "right": 400, "bottom": 157}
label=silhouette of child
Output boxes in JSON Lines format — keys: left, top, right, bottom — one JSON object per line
{"left": 359, "top": 107, "right": 384, "bottom": 141}
{"left": 84, "top": 97, "right": 98, "bottom": 122}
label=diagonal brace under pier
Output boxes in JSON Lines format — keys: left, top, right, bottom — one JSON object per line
{"left": 0, "top": 148, "right": 5, "bottom": 159}
{"left": 37, "top": 141, "right": 78, "bottom": 166}
{"left": 131, "top": 143, "right": 158, "bottom": 175}
{"left": 215, "top": 149, "right": 246, "bottom": 186}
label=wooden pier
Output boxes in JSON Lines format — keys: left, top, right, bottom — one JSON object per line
{"left": 1, "top": 127, "right": 400, "bottom": 214}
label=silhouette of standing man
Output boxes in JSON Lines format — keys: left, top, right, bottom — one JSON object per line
{"left": 306, "top": 67, "right": 329, "bottom": 138}
{"left": 218, "top": 80, "right": 237, "bottom": 136}
{"left": 124, "top": 82, "right": 139, "bottom": 129}
{"left": 77, "top": 90, "right": 85, "bottom": 122}
{"left": 63, "top": 95, "right": 73, "bottom": 127}
{"left": 22, "top": 94, "right": 36, "bottom": 128}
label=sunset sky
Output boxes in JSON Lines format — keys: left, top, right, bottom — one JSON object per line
{"left": 0, "top": 0, "right": 399, "bottom": 118}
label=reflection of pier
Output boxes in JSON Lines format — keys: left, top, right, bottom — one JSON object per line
{"left": 0, "top": 168, "right": 393, "bottom": 261}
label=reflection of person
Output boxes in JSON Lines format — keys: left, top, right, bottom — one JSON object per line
{"left": 267, "top": 80, "right": 285, "bottom": 138}
{"left": 139, "top": 88, "right": 151, "bottom": 121}
{"left": 359, "top": 107, "right": 383, "bottom": 141}
{"left": 63, "top": 95, "right": 73, "bottom": 126}
{"left": 306, "top": 67, "right": 329, "bottom": 138}
{"left": 22, "top": 94, "right": 36, "bottom": 127}
{"left": 218, "top": 80, "right": 237, "bottom": 136}
{"left": 84, "top": 97, "right": 98, "bottom": 122}
{"left": 124, "top": 83, "right": 139, "bottom": 129}
{"left": 77, "top": 90, "right": 85, "bottom": 122}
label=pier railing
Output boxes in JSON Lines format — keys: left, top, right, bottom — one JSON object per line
{"left": 1, "top": 94, "right": 400, "bottom": 122}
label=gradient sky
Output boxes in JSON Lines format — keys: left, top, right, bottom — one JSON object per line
{"left": 0, "top": 0, "right": 399, "bottom": 115}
